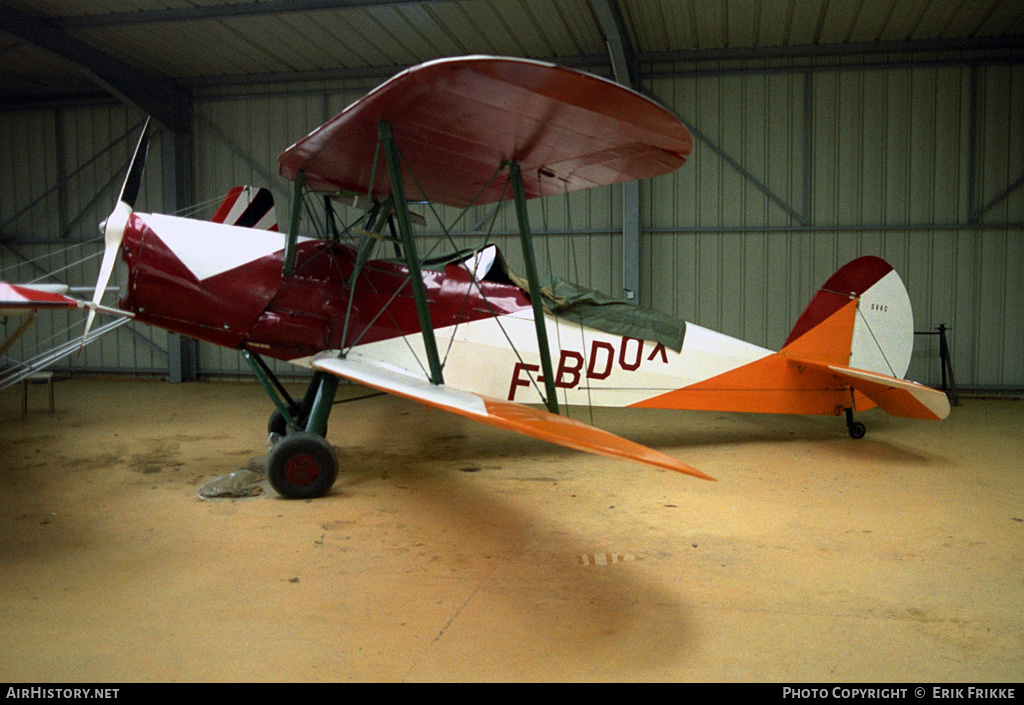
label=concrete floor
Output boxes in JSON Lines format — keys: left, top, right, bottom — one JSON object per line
{"left": 1, "top": 378, "right": 1021, "bottom": 682}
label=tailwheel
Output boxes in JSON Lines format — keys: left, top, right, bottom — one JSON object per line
{"left": 845, "top": 408, "right": 866, "bottom": 439}
{"left": 267, "top": 432, "right": 338, "bottom": 499}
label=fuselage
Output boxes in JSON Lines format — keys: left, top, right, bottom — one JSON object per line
{"left": 119, "top": 211, "right": 786, "bottom": 411}
{"left": 119, "top": 212, "right": 534, "bottom": 361}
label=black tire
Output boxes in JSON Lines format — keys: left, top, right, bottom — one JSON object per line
{"left": 267, "top": 403, "right": 307, "bottom": 436}
{"left": 848, "top": 421, "right": 866, "bottom": 439}
{"left": 267, "top": 432, "right": 338, "bottom": 499}
{"left": 267, "top": 408, "right": 290, "bottom": 437}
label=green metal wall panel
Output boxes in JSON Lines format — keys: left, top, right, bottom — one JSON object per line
{"left": 2, "top": 60, "right": 1021, "bottom": 391}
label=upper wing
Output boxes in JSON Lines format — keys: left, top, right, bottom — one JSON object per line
{"left": 312, "top": 354, "right": 714, "bottom": 481}
{"left": 278, "top": 56, "right": 692, "bottom": 208}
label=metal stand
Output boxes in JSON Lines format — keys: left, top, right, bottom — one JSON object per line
{"left": 914, "top": 324, "right": 959, "bottom": 406}
{"left": 21, "top": 372, "right": 54, "bottom": 416}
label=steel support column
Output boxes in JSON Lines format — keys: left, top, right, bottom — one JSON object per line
{"left": 591, "top": 0, "right": 644, "bottom": 301}
{"left": 162, "top": 126, "right": 198, "bottom": 382}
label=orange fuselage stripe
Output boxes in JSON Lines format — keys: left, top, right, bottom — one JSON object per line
{"left": 630, "top": 301, "right": 864, "bottom": 416}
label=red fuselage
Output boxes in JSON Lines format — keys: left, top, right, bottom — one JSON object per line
{"left": 118, "top": 213, "right": 529, "bottom": 361}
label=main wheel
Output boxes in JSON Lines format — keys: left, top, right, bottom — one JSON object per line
{"left": 267, "top": 432, "right": 338, "bottom": 499}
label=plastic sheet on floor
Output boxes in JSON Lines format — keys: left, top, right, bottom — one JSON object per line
{"left": 197, "top": 455, "right": 267, "bottom": 499}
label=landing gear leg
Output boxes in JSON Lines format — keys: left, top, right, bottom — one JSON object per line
{"left": 244, "top": 349, "right": 340, "bottom": 498}
{"left": 845, "top": 407, "right": 866, "bottom": 439}
{"left": 267, "top": 371, "right": 323, "bottom": 437}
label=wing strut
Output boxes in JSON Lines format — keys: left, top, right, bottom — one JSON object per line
{"left": 283, "top": 169, "right": 304, "bottom": 277}
{"left": 379, "top": 120, "right": 444, "bottom": 386}
{"left": 508, "top": 161, "right": 559, "bottom": 415}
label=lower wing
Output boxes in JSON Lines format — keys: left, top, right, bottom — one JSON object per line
{"left": 311, "top": 354, "right": 713, "bottom": 481}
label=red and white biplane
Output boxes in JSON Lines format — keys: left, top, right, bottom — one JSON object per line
{"left": 1, "top": 57, "right": 949, "bottom": 498}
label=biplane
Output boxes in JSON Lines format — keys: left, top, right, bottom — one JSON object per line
{"left": 1, "top": 56, "right": 949, "bottom": 499}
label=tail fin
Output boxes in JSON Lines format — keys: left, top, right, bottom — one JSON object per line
{"left": 782, "top": 256, "right": 948, "bottom": 420}
{"left": 212, "top": 186, "right": 278, "bottom": 230}
{"left": 783, "top": 256, "right": 913, "bottom": 379}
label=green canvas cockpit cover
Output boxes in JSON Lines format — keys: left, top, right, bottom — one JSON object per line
{"left": 539, "top": 278, "right": 686, "bottom": 353}
{"left": 441, "top": 244, "right": 686, "bottom": 352}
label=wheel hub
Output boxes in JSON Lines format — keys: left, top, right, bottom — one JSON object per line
{"left": 284, "top": 453, "right": 319, "bottom": 486}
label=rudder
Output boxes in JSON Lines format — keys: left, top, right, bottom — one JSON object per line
{"left": 211, "top": 186, "right": 278, "bottom": 230}
{"left": 783, "top": 256, "right": 914, "bottom": 380}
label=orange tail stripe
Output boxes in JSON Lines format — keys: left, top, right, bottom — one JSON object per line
{"left": 779, "top": 298, "right": 857, "bottom": 365}
{"left": 630, "top": 352, "right": 854, "bottom": 415}
{"left": 632, "top": 301, "right": 862, "bottom": 415}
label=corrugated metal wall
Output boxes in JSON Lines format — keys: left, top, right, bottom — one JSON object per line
{"left": 2, "top": 58, "right": 1021, "bottom": 390}
{"left": 643, "top": 60, "right": 1023, "bottom": 391}
{"left": 0, "top": 105, "right": 172, "bottom": 378}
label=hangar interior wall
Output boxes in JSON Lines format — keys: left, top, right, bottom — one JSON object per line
{"left": 1, "top": 58, "right": 1021, "bottom": 392}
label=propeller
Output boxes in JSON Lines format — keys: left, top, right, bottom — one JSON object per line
{"left": 82, "top": 118, "right": 152, "bottom": 346}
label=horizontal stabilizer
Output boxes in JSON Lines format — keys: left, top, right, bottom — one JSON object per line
{"left": 312, "top": 354, "right": 713, "bottom": 481}
{"left": 789, "top": 356, "right": 950, "bottom": 421}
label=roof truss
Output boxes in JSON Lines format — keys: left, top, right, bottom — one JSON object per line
{"left": 0, "top": 4, "right": 190, "bottom": 130}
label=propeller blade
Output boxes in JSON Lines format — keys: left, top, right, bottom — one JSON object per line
{"left": 118, "top": 118, "right": 152, "bottom": 209}
{"left": 81, "top": 119, "right": 152, "bottom": 348}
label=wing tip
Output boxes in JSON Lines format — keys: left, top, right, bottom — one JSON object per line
{"left": 674, "top": 464, "right": 716, "bottom": 481}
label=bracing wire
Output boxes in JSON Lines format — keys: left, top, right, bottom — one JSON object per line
{"left": 168, "top": 193, "right": 235, "bottom": 219}
{"left": 1, "top": 240, "right": 101, "bottom": 281}
{"left": 564, "top": 183, "right": 596, "bottom": 424}
{"left": 854, "top": 304, "right": 899, "bottom": 378}
{"left": 27, "top": 250, "right": 104, "bottom": 285}
{"left": 821, "top": 285, "right": 901, "bottom": 379}
{"left": 368, "top": 142, "right": 551, "bottom": 403}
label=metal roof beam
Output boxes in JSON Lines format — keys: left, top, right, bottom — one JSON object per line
{"left": 644, "top": 35, "right": 1024, "bottom": 65}
{"left": 0, "top": 5, "right": 190, "bottom": 131}
{"left": 590, "top": 0, "right": 642, "bottom": 303}
{"left": 589, "top": 0, "right": 639, "bottom": 89}
{"left": 57, "top": 0, "right": 464, "bottom": 28}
